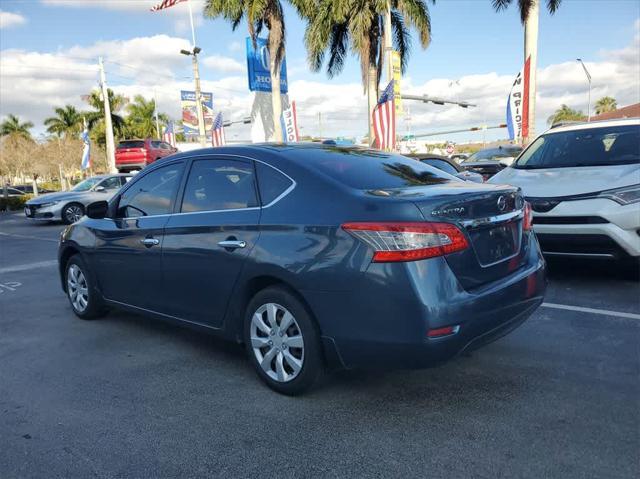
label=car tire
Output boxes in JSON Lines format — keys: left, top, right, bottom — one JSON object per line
{"left": 61, "top": 202, "right": 85, "bottom": 224}
{"left": 244, "top": 286, "right": 323, "bottom": 395}
{"left": 65, "top": 255, "right": 107, "bottom": 320}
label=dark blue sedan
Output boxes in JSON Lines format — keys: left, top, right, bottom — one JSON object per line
{"left": 58, "top": 144, "right": 546, "bottom": 395}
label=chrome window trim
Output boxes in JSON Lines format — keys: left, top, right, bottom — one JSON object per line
{"left": 118, "top": 152, "right": 296, "bottom": 220}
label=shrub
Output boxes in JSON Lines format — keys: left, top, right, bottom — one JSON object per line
{"left": 0, "top": 194, "right": 32, "bottom": 211}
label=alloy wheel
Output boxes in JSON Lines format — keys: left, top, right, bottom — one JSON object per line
{"left": 250, "top": 303, "right": 305, "bottom": 383}
{"left": 65, "top": 205, "right": 83, "bottom": 223}
{"left": 67, "top": 264, "right": 89, "bottom": 313}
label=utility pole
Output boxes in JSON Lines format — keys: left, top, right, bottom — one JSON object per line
{"left": 318, "top": 112, "right": 322, "bottom": 139}
{"left": 524, "top": 0, "right": 539, "bottom": 144}
{"left": 98, "top": 56, "right": 117, "bottom": 173}
{"left": 577, "top": 58, "right": 592, "bottom": 121}
{"left": 181, "top": 47, "right": 207, "bottom": 147}
{"left": 153, "top": 90, "right": 161, "bottom": 139}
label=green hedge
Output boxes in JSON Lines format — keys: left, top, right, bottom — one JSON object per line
{"left": 0, "top": 194, "right": 32, "bottom": 211}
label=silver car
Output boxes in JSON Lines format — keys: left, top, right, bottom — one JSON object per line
{"left": 25, "top": 174, "right": 132, "bottom": 224}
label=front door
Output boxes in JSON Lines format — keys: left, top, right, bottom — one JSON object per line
{"left": 93, "top": 162, "right": 184, "bottom": 311}
{"left": 162, "top": 157, "right": 261, "bottom": 327}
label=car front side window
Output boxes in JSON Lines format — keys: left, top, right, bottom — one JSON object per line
{"left": 118, "top": 163, "right": 183, "bottom": 217}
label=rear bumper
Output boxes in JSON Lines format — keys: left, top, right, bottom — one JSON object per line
{"left": 116, "top": 161, "right": 147, "bottom": 171}
{"left": 304, "top": 241, "right": 546, "bottom": 370}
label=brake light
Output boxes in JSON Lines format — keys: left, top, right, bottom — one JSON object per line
{"left": 341, "top": 222, "right": 469, "bottom": 262}
{"left": 523, "top": 202, "right": 533, "bottom": 231}
{"left": 427, "top": 325, "right": 460, "bottom": 338}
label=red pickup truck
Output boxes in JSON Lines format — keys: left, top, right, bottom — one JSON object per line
{"left": 115, "top": 139, "right": 178, "bottom": 172}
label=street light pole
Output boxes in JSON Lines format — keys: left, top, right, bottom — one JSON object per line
{"left": 181, "top": 47, "right": 207, "bottom": 147}
{"left": 98, "top": 56, "right": 117, "bottom": 173}
{"left": 577, "top": 58, "right": 592, "bottom": 121}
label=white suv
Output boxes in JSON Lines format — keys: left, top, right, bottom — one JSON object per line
{"left": 490, "top": 119, "right": 640, "bottom": 261}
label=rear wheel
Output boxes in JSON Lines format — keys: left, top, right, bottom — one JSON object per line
{"left": 62, "top": 202, "right": 84, "bottom": 224}
{"left": 65, "top": 255, "right": 106, "bottom": 320}
{"left": 244, "top": 286, "right": 323, "bottom": 395}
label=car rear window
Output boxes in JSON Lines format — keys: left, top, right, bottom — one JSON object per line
{"left": 514, "top": 124, "right": 640, "bottom": 169}
{"left": 301, "top": 149, "right": 452, "bottom": 189}
{"left": 465, "top": 147, "right": 522, "bottom": 162}
{"left": 117, "top": 140, "right": 145, "bottom": 149}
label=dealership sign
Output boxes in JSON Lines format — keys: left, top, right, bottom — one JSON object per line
{"left": 281, "top": 101, "right": 300, "bottom": 143}
{"left": 506, "top": 56, "right": 530, "bottom": 142}
{"left": 246, "top": 37, "right": 288, "bottom": 94}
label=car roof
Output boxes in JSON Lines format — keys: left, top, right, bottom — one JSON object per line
{"left": 545, "top": 117, "right": 639, "bottom": 134}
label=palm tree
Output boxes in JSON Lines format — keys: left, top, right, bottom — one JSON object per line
{"left": 295, "top": 0, "right": 434, "bottom": 145}
{"left": 493, "top": 0, "right": 562, "bottom": 142}
{"left": 124, "top": 95, "right": 169, "bottom": 139}
{"left": 547, "top": 104, "right": 586, "bottom": 125}
{"left": 84, "top": 89, "right": 127, "bottom": 142}
{"left": 204, "top": 0, "right": 286, "bottom": 142}
{"left": 44, "top": 105, "right": 83, "bottom": 138}
{"left": 594, "top": 96, "right": 617, "bottom": 115}
{"left": 0, "top": 114, "right": 33, "bottom": 139}
{"left": 492, "top": 0, "right": 562, "bottom": 23}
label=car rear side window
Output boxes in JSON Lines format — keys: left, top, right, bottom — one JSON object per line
{"left": 181, "top": 159, "right": 258, "bottom": 213}
{"left": 256, "top": 162, "right": 293, "bottom": 205}
{"left": 301, "top": 150, "right": 451, "bottom": 189}
{"left": 118, "top": 163, "right": 183, "bottom": 217}
{"left": 118, "top": 140, "right": 145, "bottom": 149}
{"left": 422, "top": 159, "right": 458, "bottom": 175}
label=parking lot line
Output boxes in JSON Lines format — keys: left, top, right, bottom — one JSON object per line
{"left": 542, "top": 302, "right": 640, "bottom": 320}
{"left": 0, "top": 260, "right": 58, "bottom": 274}
{"left": 0, "top": 232, "right": 58, "bottom": 243}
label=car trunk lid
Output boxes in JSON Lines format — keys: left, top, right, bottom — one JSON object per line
{"left": 407, "top": 184, "right": 528, "bottom": 290}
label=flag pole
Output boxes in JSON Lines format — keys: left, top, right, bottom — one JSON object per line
{"left": 187, "top": 0, "right": 196, "bottom": 47}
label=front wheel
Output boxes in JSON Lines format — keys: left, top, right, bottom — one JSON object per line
{"left": 244, "top": 286, "right": 323, "bottom": 395}
{"left": 65, "top": 255, "right": 106, "bottom": 320}
{"left": 62, "top": 202, "right": 84, "bottom": 224}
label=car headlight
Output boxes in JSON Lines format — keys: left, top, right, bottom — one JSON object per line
{"left": 597, "top": 185, "right": 640, "bottom": 205}
{"left": 39, "top": 201, "right": 60, "bottom": 208}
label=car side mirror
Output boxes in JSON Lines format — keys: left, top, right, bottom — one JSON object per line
{"left": 95, "top": 186, "right": 106, "bottom": 192}
{"left": 86, "top": 200, "right": 109, "bottom": 219}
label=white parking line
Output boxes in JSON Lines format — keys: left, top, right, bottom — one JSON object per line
{"left": 542, "top": 302, "right": 640, "bottom": 320}
{"left": 0, "top": 232, "right": 58, "bottom": 243}
{"left": 0, "top": 260, "right": 58, "bottom": 274}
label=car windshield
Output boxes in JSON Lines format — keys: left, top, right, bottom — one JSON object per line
{"left": 118, "top": 140, "right": 145, "bottom": 149}
{"left": 300, "top": 149, "right": 454, "bottom": 189}
{"left": 72, "top": 177, "right": 101, "bottom": 192}
{"left": 514, "top": 124, "right": 640, "bottom": 169}
{"left": 465, "top": 147, "right": 521, "bottom": 162}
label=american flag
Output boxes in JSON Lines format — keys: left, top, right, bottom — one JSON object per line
{"left": 211, "top": 112, "right": 226, "bottom": 147}
{"left": 150, "top": 0, "right": 187, "bottom": 12}
{"left": 162, "top": 121, "right": 176, "bottom": 147}
{"left": 372, "top": 80, "right": 396, "bottom": 151}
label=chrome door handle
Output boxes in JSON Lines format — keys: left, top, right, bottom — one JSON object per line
{"left": 140, "top": 238, "right": 160, "bottom": 247}
{"left": 218, "top": 240, "right": 246, "bottom": 249}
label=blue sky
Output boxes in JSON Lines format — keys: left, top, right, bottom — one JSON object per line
{"left": 1, "top": 0, "right": 639, "bottom": 141}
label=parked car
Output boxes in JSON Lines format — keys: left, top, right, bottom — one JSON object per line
{"left": 461, "top": 145, "right": 523, "bottom": 180}
{"left": 410, "top": 154, "right": 484, "bottom": 183}
{"left": 25, "top": 174, "right": 132, "bottom": 224}
{"left": 450, "top": 153, "right": 469, "bottom": 163}
{"left": 58, "top": 145, "right": 545, "bottom": 395}
{"left": 2, "top": 187, "right": 26, "bottom": 197}
{"left": 490, "top": 118, "right": 640, "bottom": 262}
{"left": 115, "top": 139, "right": 177, "bottom": 172}
{"left": 11, "top": 184, "right": 55, "bottom": 194}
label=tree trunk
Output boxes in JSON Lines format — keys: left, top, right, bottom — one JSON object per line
{"left": 367, "top": 65, "right": 378, "bottom": 147}
{"left": 270, "top": 57, "right": 284, "bottom": 142}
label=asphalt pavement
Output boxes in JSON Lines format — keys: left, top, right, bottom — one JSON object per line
{"left": 1, "top": 211, "right": 638, "bottom": 479}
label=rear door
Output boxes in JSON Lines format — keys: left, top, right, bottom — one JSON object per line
{"left": 93, "top": 162, "right": 184, "bottom": 310}
{"left": 161, "top": 157, "right": 261, "bottom": 327}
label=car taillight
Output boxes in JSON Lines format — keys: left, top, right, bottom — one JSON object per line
{"left": 341, "top": 222, "right": 469, "bottom": 262}
{"left": 523, "top": 202, "right": 533, "bottom": 231}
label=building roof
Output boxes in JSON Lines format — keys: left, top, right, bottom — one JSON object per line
{"left": 591, "top": 103, "right": 640, "bottom": 121}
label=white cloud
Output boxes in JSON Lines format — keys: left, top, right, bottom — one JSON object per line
{"left": 202, "top": 55, "right": 245, "bottom": 74}
{"left": 228, "top": 41, "right": 243, "bottom": 53}
{"left": 2, "top": 23, "right": 639, "bottom": 142}
{"left": 0, "top": 10, "right": 27, "bottom": 29}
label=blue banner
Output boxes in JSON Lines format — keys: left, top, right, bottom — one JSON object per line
{"left": 246, "top": 37, "right": 288, "bottom": 93}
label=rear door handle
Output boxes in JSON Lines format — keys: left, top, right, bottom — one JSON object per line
{"left": 218, "top": 240, "right": 246, "bottom": 249}
{"left": 140, "top": 238, "right": 160, "bottom": 247}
